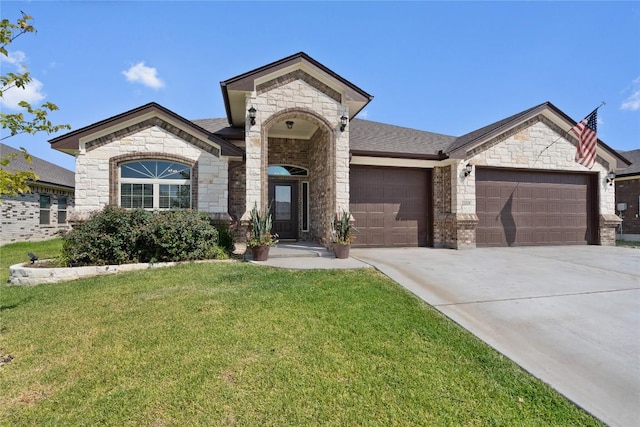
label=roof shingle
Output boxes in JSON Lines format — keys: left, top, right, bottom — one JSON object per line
{"left": 1, "top": 143, "right": 74, "bottom": 188}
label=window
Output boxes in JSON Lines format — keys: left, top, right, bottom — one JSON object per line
{"left": 39, "top": 195, "right": 51, "bottom": 225}
{"left": 58, "top": 196, "right": 68, "bottom": 224}
{"left": 268, "top": 165, "right": 308, "bottom": 176}
{"left": 302, "top": 181, "right": 309, "bottom": 231}
{"left": 119, "top": 160, "right": 192, "bottom": 210}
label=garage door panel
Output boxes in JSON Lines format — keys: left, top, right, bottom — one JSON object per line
{"left": 350, "top": 166, "right": 431, "bottom": 247}
{"left": 476, "top": 169, "right": 595, "bottom": 247}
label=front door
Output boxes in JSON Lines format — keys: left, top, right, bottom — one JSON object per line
{"left": 268, "top": 181, "right": 298, "bottom": 240}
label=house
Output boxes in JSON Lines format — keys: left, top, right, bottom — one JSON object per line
{"left": 614, "top": 149, "right": 640, "bottom": 241}
{"left": 49, "top": 52, "right": 630, "bottom": 249}
{"left": 1, "top": 143, "right": 75, "bottom": 243}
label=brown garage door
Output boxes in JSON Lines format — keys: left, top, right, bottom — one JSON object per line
{"left": 350, "top": 166, "right": 431, "bottom": 247}
{"left": 476, "top": 168, "right": 597, "bottom": 247}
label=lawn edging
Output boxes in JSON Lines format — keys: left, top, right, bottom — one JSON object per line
{"left": 9, "top": 259, "right": 228, "bottom": 286}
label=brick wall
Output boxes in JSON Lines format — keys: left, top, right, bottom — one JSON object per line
{"left": 1, "top": 187, "right": 74, "bottom": 243}
{"left": 615, "top": 177, "right": 640, "bottom": 237}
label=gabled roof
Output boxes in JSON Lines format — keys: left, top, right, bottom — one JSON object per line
{"left": 349, "top": 119, "right": 454, "bottom": 159}
{"left": 616, "top": 149, "right": 640, "bottom": 177}
{"left": 220, "top": 52, "right": 373, "bottom": 127}
{"left": 1, "top": 143, "right": 74, "bottom": 189}
{"left": 446, "top": 101, "right": 631, "bottom": 168}
{"left": 49, "top": 102, "right": 244, "bottom": 158}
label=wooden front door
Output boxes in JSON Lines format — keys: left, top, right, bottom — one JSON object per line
{"left": 268, "top": 181, "right": 298, "bottom": 240}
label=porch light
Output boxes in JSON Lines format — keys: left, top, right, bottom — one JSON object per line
{"left": 607, "top": 170, "right": 616, "bottom": 186}
{"left": 248, "top": 106, "right": 257, "bottom": 126}
{"left": 464, "top": 163, "right": 473, "bottom": 177}
{"left": 286, "top": 120, "right": 294, "bottom": 130}
{"left": 340, "top": 115, "right": 348, "bottom": 132}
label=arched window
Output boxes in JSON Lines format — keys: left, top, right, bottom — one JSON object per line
{"left": 120, "top": 160, "right": 192, "bottom": 209}
{"left": 268, "top": 165, "right": 308, "bottom": 176}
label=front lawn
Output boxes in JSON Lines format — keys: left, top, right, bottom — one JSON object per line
{"left": 0, "top": 240, "right": 602, "bottom": 426}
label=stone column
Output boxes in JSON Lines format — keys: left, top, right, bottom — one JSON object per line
{"left": 599, "top": 214, "right": 622, "bottom": 246}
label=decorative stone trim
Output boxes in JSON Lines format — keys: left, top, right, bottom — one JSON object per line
{"left": 599, "top": 214, "right": 622, "bottom": 246}
{"left": 9, "top": 259, "right": 226, "bottom": 286}
{"left": 86, "top": 117, "right": 220, "bottom": 157}
{"left": 108, "top": 152, "right": 199, "bottom": 207}
{"left": 257, "top": 69, "right": 342, "bottom": 103}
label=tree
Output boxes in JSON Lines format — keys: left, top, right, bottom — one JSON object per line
{"left": 0, "top": 12, "right": 70, "bottom": 197}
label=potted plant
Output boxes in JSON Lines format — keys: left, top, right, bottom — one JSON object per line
{"left": 332, "top": 210, "right": 355, "bottom": 259}
{"left": 246, "top": 203, "right": 278, "bottom": 261}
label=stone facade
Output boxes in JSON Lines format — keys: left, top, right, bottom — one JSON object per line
{"left": 1, "top": 186, "right": 74, "bottom": 243}
{"left": 450, "top": 117, "right": 619, "bottom": 246}
{"left": 74, "top": 124, "right": 228, "bottom": 215}
{"left": 242, "top": 73, "right": 349, "bottom": 245}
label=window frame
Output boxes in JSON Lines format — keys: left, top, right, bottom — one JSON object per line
{"left": 57, "top": 196, "right": 68, "bottom": 224}
{"left": 119, "top": 160, "right": 192, "bottom": 210}
{"left": 39, "top": 194, "right": 51, "bottom": 225}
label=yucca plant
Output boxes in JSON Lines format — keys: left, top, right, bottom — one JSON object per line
{"left": 332, "top": 210, "right": 356, "bottom": 244}
{"left": 247, "top": 203, "right": 278, "bottom": 248}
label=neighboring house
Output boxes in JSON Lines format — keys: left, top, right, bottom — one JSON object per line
{"left": 615, "top": 149, "right": 640, "bottom": 241}
{"left": 49, "top": 52, "right": 630, "bottom": 249}
{"left": 1, "top": 143, "right": 75, "bottom": 243}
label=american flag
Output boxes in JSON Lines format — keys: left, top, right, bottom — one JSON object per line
{"left": 571, "top": 108, "right": 598, "bottom": 169}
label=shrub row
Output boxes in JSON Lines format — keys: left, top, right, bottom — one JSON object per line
{"left": 61, "top": 206, "right": 223, "bottom": 266}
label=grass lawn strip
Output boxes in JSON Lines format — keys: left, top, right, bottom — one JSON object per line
{"left": 0, "top": 240, "right": 602, "bottom": 426}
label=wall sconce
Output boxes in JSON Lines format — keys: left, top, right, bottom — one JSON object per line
{"left": 340, "top": 115, "right": 348, "bottom": 132}
{"left": 286, "top": 120, "right": 294, "bottom": 130}
{"left": 464, "top": 163, "right": 473, "bottom": 177}
{"left": 248, "top": 106, "right": 256, "bottom": 126}
{"left": 607, "top": 170, "right": 616, "bottom": 186}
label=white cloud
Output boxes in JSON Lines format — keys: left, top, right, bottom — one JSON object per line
{"left": 0, "top": 50, "right": 47, "bottom": 111}
{"left": 122, "top": 62, "right": 164, "bottom": 90}
{"left": 1, "top": 50, "right": 27, "bottom": 66}
{"left": 621, "top": 76, "right": 640, "bottom": 111}
{"left": 359, "top": 110, "right": 369, "bottom": 120}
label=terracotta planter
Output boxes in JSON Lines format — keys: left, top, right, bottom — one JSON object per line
{"left": 334, "top": 243, "right": 350, "bottom": 259}
{"left": 250, "top": 245, "right": 270, "bottom": 261}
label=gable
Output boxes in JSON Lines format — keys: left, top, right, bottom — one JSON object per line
{"left": 447, "top": 102, "right": 629, "bottom": 171}
{"left": 50, "top": 102, "right": 243, "bottom": 159}
{"left": 220, "top": 52, "right": 373, "bottom": 127}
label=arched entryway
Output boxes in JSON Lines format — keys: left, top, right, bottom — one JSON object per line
{"left": 261, "top": 109, "right": 336, "bottom": 243}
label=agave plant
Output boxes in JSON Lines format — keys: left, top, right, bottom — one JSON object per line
{"left": 332, "top": 210, "right": 356, "bottom": 244}
{"left": 247, "top": 203, "right": 278, "bottom": 248}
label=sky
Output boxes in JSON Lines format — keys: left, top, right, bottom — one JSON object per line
{"left": 1, "top": 1, "right": 639, "bottom": 172}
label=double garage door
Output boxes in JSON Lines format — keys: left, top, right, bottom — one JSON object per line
{"left": 349, "top": 166, "right": 431, "bottom": 247}
{"left": 350, "top": 165, "right": 596, "bottom": 248}
{"left": 476, "top": 168, "right": 597, "bottom": 247}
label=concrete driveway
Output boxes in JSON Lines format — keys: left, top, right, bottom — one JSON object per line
{"left": 350, "top": 246, "right": 640, "bottom": 427}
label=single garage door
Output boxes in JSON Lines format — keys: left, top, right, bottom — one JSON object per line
{"left": 350, "top": 166, "right": 431, "bottom": 247}
{"left": 476, "top": 168, "right": 597, "bottom": 247}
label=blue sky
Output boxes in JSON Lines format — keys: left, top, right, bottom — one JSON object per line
{"left": 1, "top": 1, "right": 638, "bottom": 171}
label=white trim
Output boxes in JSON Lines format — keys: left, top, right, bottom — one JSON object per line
{"left": 350, "top": 156, "right": 450, "bottom": 168}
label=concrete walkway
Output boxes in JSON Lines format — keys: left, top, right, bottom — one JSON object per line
{"left": 350, "top": 246, "right": 640, "bottom": 427}
{"left": 244, "top": 242, "right": 371, "bottom": 270}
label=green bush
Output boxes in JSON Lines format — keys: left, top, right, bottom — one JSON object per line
{"left": 61, "top": 206, "right": 219, "bottom": 266}
{"left": 214, "top": 222, "right": 235, "bottom": 255}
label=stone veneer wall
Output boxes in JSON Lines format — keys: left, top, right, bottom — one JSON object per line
{"left": 74, "top": 125, "right": 228, "bottom": 215}
{"left": 244, "top": 75, "right": 349, "bottom": 232}
{"left": 308, "top": 127, "right": 333, "bottom": 243}
{"left": 1, "top": 186, "right": 74, "bottom": 243}
{"left": 458, "top": 116, "right": 619, "bottom": 245}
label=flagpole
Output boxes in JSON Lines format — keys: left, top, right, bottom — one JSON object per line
{"left": 535, "top": 101, "right": 606, "bottom": 162}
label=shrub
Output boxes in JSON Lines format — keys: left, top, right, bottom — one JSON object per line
{"left": 214, "top": 222, "right": 235, "bottom": 255}
{"left": 61, "top": 206, "right": 219, "bottom": 266}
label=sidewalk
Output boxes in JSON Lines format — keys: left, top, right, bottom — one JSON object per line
{"left": 242, "top": 242, "right": 371, "bottom": 270}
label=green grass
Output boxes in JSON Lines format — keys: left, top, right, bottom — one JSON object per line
{"left": 1, "top": 240, "right": 602, "bottom": 426}
{"left": 616, "top": 239, "right": 640, "bottom": 248}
